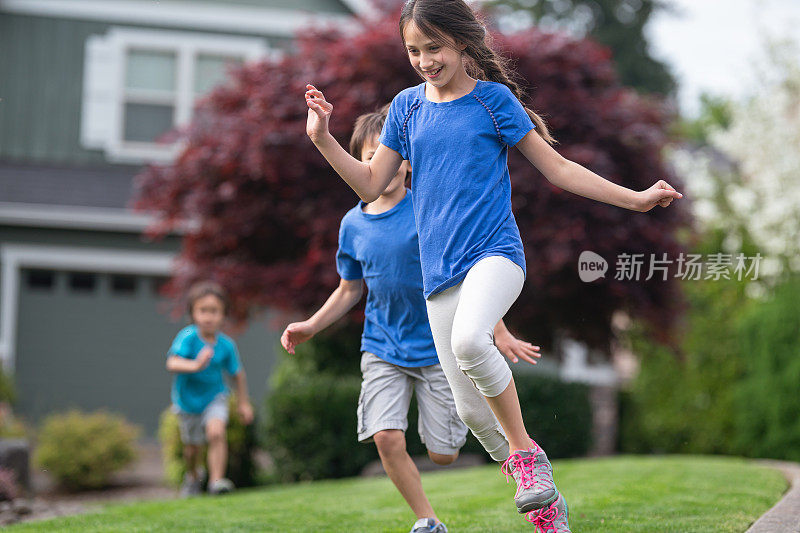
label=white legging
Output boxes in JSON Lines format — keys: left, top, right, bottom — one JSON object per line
{"left": 425, "top": 255, "right": 525, "bottom": 462}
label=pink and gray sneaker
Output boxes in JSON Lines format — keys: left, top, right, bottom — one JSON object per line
{"left": 525, "top": 493, "right": 570, "bottom": 532}
{"left": 501, "top": 440, "right": 558, "bottom": 513}
{"left": 410, "top": 518, "right": 447, "bottom": 533}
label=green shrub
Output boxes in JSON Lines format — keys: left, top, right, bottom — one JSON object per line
{"left": 159, "top": 395, "right": 259, "bottom": 488}
{"left": 733, "top": 277, "right": 800, "bottom": 460}
{"left": 514, "top": 373, "right": 593, "bottom": 458}
{"left": 262, "top": 364, "right": 376, "bottom": 482}
{"left": 619, "top": 275, "right": 751, "bottom": 455}
{"left": 0, "top": 415, "right": 28, "bottom": 439}
{"left": 263, "top": 343, "right": 594, "bottom": 483}
{"left": 407, "top": 372, "right": 592, "bottom": 459}
{"left": 34, "top": 410, "right": 139, "bottom": 491}
{"left": 0, "top": 366, "right": 14, "bottom": 404}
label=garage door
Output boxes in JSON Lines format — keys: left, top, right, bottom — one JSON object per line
{"left": 15, "top": 268, "right": 277, "bottom": 436}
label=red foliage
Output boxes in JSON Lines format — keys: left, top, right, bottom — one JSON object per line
{"left": 134, "top": 13, "right": 688, "bottom": 353}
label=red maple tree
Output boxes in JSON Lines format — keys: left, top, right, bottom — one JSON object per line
{"left": 134, "top": 11, "right": 688, "bottom": 354}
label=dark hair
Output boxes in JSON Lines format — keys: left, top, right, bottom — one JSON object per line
{"left": 399, "top": 0, "right": 555, "bottom": 144}
{"left": 349, "top": 104, "right": 391, "bottom": 160}
{"left": 186, "top": 281, "right": 228, "bottom": 319}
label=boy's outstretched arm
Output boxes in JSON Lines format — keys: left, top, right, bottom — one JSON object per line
{"left": 494, "top": 319, "right": 541, "bottom": 365}
{"left": 280, "top": 278, "right": 364, "bottom": 354}
{"left": 515, "top": 130, "right": 683, "bottom": 212}
{"left": 233, "top": 370, "right": 254, "bottom": 425}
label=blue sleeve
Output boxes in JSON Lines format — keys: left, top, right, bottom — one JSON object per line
{"left": 224, "top": 339, "right": 241, "bottom": 375}
{"left": 168, "top": 328, "right": 195, "bottom": 359}
{"left": 491, "top": 84, "right": 536, "bottom": 147}
{"left": 379, "top": 93, "right": 409, "bottom": 159}
{"left": 336, "top": 216, "right": 363, "bottom": 280}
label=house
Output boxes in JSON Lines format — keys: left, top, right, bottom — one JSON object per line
{"left": 0, "top": 0, "right": 367, "bottom": 435}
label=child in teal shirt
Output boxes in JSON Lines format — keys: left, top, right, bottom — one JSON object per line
{"left": 166, "top": 281, "right": 254, "bottom": 496}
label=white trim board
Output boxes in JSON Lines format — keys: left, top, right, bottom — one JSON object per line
{"left": 0, "top": 0, "right": 365, "bottom": 36}
{"left": 0, "top": 202, "right": 160, "bottom": 233}
{"left": 0, "top": 244, "right": 176, "bottom": 373}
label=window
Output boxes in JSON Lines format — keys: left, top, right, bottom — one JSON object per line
{"left": 68, "top": 272, "right": 97, "bottom": 292}
{"left": 195, "top": 54, "right": 245, "bottom": 96}
{"left": 82, "top": 28, "right": 268, "bottom": 163}
{"left": 122, "top": 49, "right": 178, "bottom": 144}
{"left": 111, "top": 274, "right": 138, "bottom": 295}
{"left": 25, "top": 269, "right": 55, "bottom": 290}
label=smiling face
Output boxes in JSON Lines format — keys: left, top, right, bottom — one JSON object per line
{"left": 402, "top": 21, "right": 466, "bottom": 89}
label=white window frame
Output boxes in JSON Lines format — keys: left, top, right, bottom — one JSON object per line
{"left": 82, "top": 27, "right": 271, "bottom": 164}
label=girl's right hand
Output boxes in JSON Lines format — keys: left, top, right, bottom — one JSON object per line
{"left": 305, "top": 84, "right": 333, "bottom": 143}
{"left": 281, "top": 321, "right": 315, "bottom": 355}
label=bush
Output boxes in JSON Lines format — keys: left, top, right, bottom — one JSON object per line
{"left": 263, "top": 343, "right": 594, "bottom": 483}
{"left": 159, "top": 395, "right": 259, "bottom": 488}
{"left": 33, "top": 410, "right": 139, "bottom": 490}
{"left": 263, "top": 364, "right": 376, "bottom": 482}
{"left": 0, "top": 366, "right": 14, "bottom": 404}
{"left": 619, "top": 274, "right": 751, "bottom": 455}
{"left": 514, "top": 373, "right": 593, "bottom": 459}
{"left": 0, "top": 404, "right": 27, "bottom": 439}
{"left": 733, "top": 276, "right": 800, "bottom": 460}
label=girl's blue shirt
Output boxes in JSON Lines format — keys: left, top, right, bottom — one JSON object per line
{"left": 379, "top": 79, "right": 534, "bottom": 298}
{"left": 336, "top": 190, "right": 439, "bottom": 368}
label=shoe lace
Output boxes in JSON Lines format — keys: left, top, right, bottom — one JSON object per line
{"left": 501, "top": 443, "right": 553, "bottom": 496}
{"left": 524, "top": 501, "right": 561, "bottom": 532}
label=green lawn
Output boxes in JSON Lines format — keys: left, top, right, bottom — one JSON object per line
{"left": 12, "top": 456, "right": 786, "bottom": 532}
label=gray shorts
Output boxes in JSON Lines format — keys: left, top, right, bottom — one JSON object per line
{"left": 174, "top": 394, "right": 229, "bottom": 445}
{"left": 357, "top": 352, "right": 468, "bottom": 455}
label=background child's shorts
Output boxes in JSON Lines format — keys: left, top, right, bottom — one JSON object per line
{"left": 174, "top": 393, "right": 229, "bottom": 445}
{"left": 357, "top": 351, "right": 468, "bottom": 455}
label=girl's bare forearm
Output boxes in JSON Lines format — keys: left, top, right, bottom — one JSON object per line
{"left": 313, "top": 133, "right": 382, "bottom": 202}
{"left": 548, "top": 160, "right": 639, "bottom": 210}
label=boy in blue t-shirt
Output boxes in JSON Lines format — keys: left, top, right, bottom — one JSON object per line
{"left": 166, "top": 281, "right": 254, "bottom": 497}
{"left": 281, "top": 107, "right": 540, "bottom": 533}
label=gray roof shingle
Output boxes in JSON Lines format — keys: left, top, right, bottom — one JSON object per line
{"left": 0, "top": 162, "right": 139, "bottom": 209}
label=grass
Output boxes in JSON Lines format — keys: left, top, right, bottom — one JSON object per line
{"left": 10, "top": 455, "right": 786, "bottom": 532}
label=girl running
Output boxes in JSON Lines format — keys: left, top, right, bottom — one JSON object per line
{"left": 304, "top": 0, "right": 682, "bottom": 529}
{"left": 282, "top": 106, "right": 540, "bottom": 533}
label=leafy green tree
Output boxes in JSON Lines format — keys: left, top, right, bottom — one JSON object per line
{"left": 485, "top": 0, "right": 676, "bottom": 95}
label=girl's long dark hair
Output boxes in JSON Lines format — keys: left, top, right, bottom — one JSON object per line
{"left": 400, "top": 0, "right": 555, "bottom": 144}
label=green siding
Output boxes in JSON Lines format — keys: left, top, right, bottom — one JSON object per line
{"left": 1, "top": 16, "right": 104, "bottom": 164}
{"left": 0, "top": 14, "right": 298, "bottom": 164}
{"left": 0, "top": 16, "right": 104, "bottom": 164}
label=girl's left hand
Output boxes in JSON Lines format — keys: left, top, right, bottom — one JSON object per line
{"left": 495, "top": 330, "right": 541, "bottom": 365}
{"left": 635, "top": 180, "right": 683, "bottom": 212}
